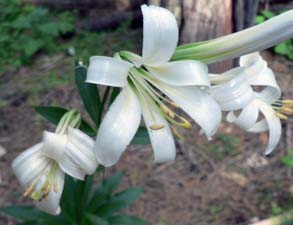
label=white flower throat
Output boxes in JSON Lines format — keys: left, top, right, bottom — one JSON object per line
{"left": 24, "top": 161, "right": 59, "bottom": 201}
{"left": 128, "top": 67, "right": 191, "bottom": 135}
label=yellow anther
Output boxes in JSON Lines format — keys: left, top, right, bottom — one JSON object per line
{"left": 171, "top": 126, "right": 184, "bottom": 139}
{"left": 282, "top": 100, "right": 293, "bottom": 106}
{"left": 169, "top": 101, "right": 179, "bottom": 108}
{"left": 150, "top": 124, "right": 164, "bottom": 130}
{"left": 179, "top": 116, "right": 192, "bottom": 129}
{"left": 54, "top": 182, "right": 58, "bottom": 193}
{"left": 275, "top": 112, "right": 288, "bottom": 120}
{"left": 40, "top": 183, "right": 51, "bottom": 201}
{"left": 161, "top": 105, "right": 175, "bottom": 118}
{"left": 23, "top": 180, "right": 37, "bottom": 197}
{"left": 280, "top": 107, "right": 293, "bottom": 116}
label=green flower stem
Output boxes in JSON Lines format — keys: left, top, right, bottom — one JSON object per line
{"left": 55, "top": 109, "right": 81, "bottom": 134}
{"left": 172, "top": 10, "right": 293, "bottom": 64}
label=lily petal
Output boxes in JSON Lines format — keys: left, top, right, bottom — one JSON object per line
{"left": 210, "top": 68, "right": 254, "bottom": 111}
{"left": 240, "top": 52, "right": 281, "bottom": 102}
{"left": 146, "top": 60, "right": 209, "bottom": 86}
{"left": 42, "top": 131, "right": 67, "bottom": 162}
{"left": 95, "top": 86, "right": 141, "bottom": 167}
{"left": 34, "top": 168, "right": 65, "bottom": 215}
{"left": 66, "top": 127, "right": 98, "bottom": 174}
{"left": 58, "top": 150, "right": 86, "bottom": 180}
{"left": 86, "top": 56, "right": 133, "bottom": 87}
{"left": 158, "top": 83, "right": 222, "bottom": 138}
{"left": 141, "top": 102, "right": 176, "bottom": 162}
{"left": 254, "top": 100, "right": 281, "bottom": 155}
{"left": 141, "top": 4, "right": 178, "bottom": 66}
{"left": 12, "top": 143, "right": 50, "bottom": 188}
{"left": 226, "top": 101, "right": 259, "bottom": 130}
{"left": 247, "top": 119, "right": 269, "bottom": 133}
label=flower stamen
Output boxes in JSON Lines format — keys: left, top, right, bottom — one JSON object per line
{"left": 273, "top": 99, "right": 293, "bottom": 120}
{"left": 150, "top": 124, "right": 165, "bottom": 130}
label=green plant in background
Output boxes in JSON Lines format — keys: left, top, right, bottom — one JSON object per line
{"left": 0, "top": 63, "right": 151, "bottom": 224}
{"left": 281, "top": 215, "right": 293, "bottom": 225}
{"left": 208, "top": 134, "right": 239, "bottom": 160}
{"left": 282, "top": 150, "right": 293, "bottom": 169}
{"left": 0, "top": 0, "right": 75, "bottom": 72}
{"left": 256, "top": 10, "right": 293, "bottom": 60}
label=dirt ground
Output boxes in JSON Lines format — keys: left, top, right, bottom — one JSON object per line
{"left": 0, "top": 50, "right": 292, "bottom": 225}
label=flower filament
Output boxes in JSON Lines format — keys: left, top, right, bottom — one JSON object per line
{"left": 24, "top": 162, "right": 59, "bottom": 201}
{"left": 128, "top": 67, "right": 191, "bottom": 136}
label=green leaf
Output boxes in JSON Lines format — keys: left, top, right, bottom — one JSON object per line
{"left": 23, "top": 39, "right": 43, "bottom": 57}
{"left": 34, "top": 106, "right": 67, "bottom": 125}
{"left": 110, "top": 87, "right": 120, "bottom": 104}
{"left": 19, "top": 218, "right": 70, "bottom": 225}
{"left": 87, "top": 172, "right": 124, "bottom": 211}
{"left": 95, "top": 188, "right": 143, "bottom": 217}
{"left": 0, "top": 205, "right": 52, "bottom": 221}
{"left": 38, "top": 22, "right": 60, "bottom": 36}
{"left": 83, "top": 214, "right": 109, "bottom": 225}
{"left": 60, "top": 176, "right": 79, "bottom": 222}
{"left": 132, "top": 127, "right": 150, "bottom": 144}
{"left": 108, "top": 215, "right": 151, "bottom": 225}
{"left": 34, "top": 106, "right": 96, "bottom": 136}
{"left": 282, "top": 151, "right": 293, "bottom": 168}
{"left": 255, "top": 15, "right": 265, "bottom": 24}
{"left": 274, "top": 42, "right": 288, "bottom": 55}
{"left": 261, "top": 10, "right": 276, "bottom": 19}
{"left": 75, "top": 64, "right": 101, "bottom": 127}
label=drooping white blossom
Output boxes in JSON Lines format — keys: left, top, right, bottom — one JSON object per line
{"left": 210, "top": 52, "right": 293, "bottom": 154}
{"left": 12, "top": 127, "right": 98, "bottom": 215}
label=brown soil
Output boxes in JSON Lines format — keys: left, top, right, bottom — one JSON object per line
{"left": 0, "top": 51, "right": 292, "bottom": 225}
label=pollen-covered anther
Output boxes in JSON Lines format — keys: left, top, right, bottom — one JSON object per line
{"left": 150, "top": 124, "right": 165, "bottom": 130}
{"left": 282, "top": 100, "right": 293, "bottom": 107}
{"left": 179, "top": 116, "right": 192, "bottom": 129}
{"left": 171, "top": 126, "right": 183, "bottom": 139}
{"left": 168, "top": 101, "right": 179, "bottom": 108}
{"left": 40, "top": 183, "right": 51, "bottom": 201}
{"left": 23, "top": 180, "right": 37, "bottom": 198}
{"left": 160, "top": 105, "right": 175, "bottom": 118}
{"left": 54, "top": 182, "right": 58, "bottom": 193}
{"left": 280, "top": 107, "right": 293, "bottom": 116}
{"left": 275, "top": 112, "right": 288, "bottom": 120}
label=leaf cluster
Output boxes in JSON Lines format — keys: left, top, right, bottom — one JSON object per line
{"left": 0, "top": 0, "right": 75, "bottom": 72}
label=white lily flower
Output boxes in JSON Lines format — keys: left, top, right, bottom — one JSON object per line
{"left": 210, "top": 52, "right": 293, "bottom": 154}
{"left": 12, "top": 112, "right": 98, "bottom": 215}
{"left": 86, "top": 5, "right": 221, "bottom": 167}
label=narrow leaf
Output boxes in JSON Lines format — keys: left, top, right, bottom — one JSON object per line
{"left": 75, "top": 64, "right": 101, "bottom": 127}
{"left": 109, "top": 87, "right": 120, "bottom": 104}
{"left": 87, "top": 172, "right": 124, "bottom": 211}
{"left": 83, "top": 214, "right": 109, "bottom": 225}
{"left": 0, "top": 205, "right": 52, "bottom": 221}
{"left": 95, "top": 188, "right": 143, "bottom": 216}
{"left": 109, "top": 215, "right": 152, "bottom": 225}
{"left": 132, "top": 127, "right": 150, "bottom": 144}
